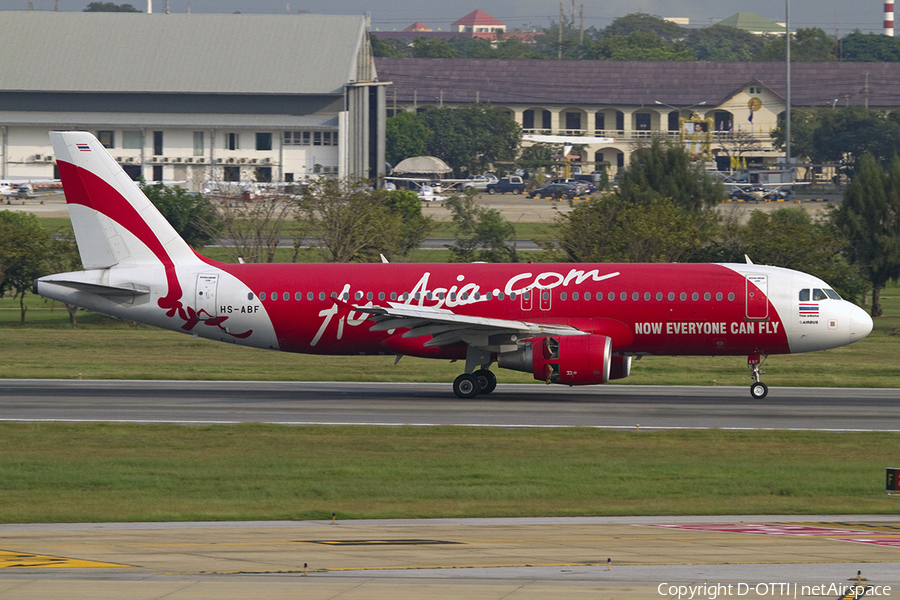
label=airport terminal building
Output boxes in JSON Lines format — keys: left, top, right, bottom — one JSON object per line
{"left": 0, "top": 11, "right": 386, "bottom": 187}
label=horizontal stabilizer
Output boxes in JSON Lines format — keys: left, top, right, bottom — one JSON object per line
{"left": 35, "top": 277, "right": 149, "bottom": 298}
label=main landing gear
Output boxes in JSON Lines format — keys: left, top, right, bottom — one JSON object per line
{"left": 453, "top": 368, "right": 497, "bottom": 399}
{"left": 748, "top": 353, "right": 768, "bottom": 399}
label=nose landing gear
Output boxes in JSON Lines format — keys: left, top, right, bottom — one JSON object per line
{"left": 748, "top": 353, "right": 768, "bottom": 399}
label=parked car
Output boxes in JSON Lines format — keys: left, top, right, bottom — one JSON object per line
{"left": 548, "top": 177, "right": 595, "bottom": 194}
{"left": 459, "top": 174, "right": 498, "bottom": 191}
{"left": 529, "top": 182, "right": 578, "bottom": 200}
{"left": 486, "top": 176, "right": 525, "bottom": 195}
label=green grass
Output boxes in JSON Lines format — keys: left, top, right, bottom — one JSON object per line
{"left": 0, "top": 423, "right": 896, "bottom": 523}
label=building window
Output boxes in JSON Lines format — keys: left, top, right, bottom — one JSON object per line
{"left": 256, "top": 132, "right": 272, "bottom": 151}
{"left": 565, "top": 112, "right": 581, "bottom": 130}
{"left": 97, "top": 131, "right": 114, "bottom": 148}
{"left": 152, "top": 131, "right": 164, "bottom": 156}
{"left": 122, "top": 130, "right": 141, "bottom": 149}
{"left": 668, "top": 111, "right": 680, "bottom": 131}
{"left": 523, "top": 109, "right": 535, "bottom": 130}
{"left": 223, "top": 166, "right": 240, "bottom": 181}
{"left": 313, "top": 132, "right": 322, "bottom": 146}
{"left": 255, "top": 167, "right": 272, "bottom": 182}
{"left": 541, "top": 110, "right": 551, "bottom": 130}
{"left": 595, "top": 112, "right": 605, "bottom": 132}
{"left": 152, "top": 165, "right": 162, "bottom": 181}
{"left": 193, "top": 131, "right": 204, "bottom": 156}
{"left": 635, "top": 113, "right": 651, "bottom": 130}
{"left": 226, "top": 133, "right": 239, "bottom": 151}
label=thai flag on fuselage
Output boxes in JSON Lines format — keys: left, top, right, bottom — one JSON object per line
{"left": 76, "top": 143, "right": 91, "bottom": 152}
{"left": 799, "top": 303, "right": 819, "bottom": 317}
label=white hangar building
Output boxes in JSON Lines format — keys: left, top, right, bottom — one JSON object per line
{"left": 0, "top": 11, "right": 386, "bottom": 187}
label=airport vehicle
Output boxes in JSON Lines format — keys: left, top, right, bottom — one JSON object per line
{"left": 486, "top": 176, "right": 525, "bottom": 195}
{"left": 36, "top": 132, "right": 873, "bottom": 400}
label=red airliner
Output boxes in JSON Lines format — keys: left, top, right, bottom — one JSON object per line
{"left": 36, "top": 132, "right": 873, "bottom": 399}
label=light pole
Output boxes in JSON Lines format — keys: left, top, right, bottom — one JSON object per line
{"left": 654, "top": 100, "right": 707, "bottom": 117}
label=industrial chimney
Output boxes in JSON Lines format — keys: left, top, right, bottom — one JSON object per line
{"left": 886, "top": 1, "right": 894, "bottom": 36}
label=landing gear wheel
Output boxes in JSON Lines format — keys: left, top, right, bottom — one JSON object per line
{"left": 750, "top": 382, "right": 768, "bottom": 399}
{"left": 474, "top": 369, "right": 497, "bottom": 395}
{"left": 453, "top": 373, "right": 480, "bottom": 399}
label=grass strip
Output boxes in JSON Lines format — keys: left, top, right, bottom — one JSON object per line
{"left": 0, "top": 423, "right": 897, "bottom": 523}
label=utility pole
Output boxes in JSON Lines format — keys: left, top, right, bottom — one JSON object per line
{"left": 785, "top": 0, "right": 791, "bottom": 171}
{"left": 579, "top": 5, "right": 584, "bottom": 46}
{"left": 865, "top": 71, "right": 870, "bottom": 109}
{"left": 558, "top": 3, "right": 564, "bottom": 59}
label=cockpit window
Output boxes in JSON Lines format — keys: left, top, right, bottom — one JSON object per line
{"left": 824, "top": 288, "right": 841, "bottom": 300}
{"left": 799, "top": 289, "right": 809, "bottom": 301}
{"left": 812, "top": 289, "right": 828, "bottom": 301}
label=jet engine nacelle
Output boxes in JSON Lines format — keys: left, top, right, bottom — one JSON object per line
{"left": 499, "top": 334, "right": 617, "bottom": 385}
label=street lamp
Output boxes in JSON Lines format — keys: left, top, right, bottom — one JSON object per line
{"left": 654, "top": 100, "right": 706, "bottom": 117}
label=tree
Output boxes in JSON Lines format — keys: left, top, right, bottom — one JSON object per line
{"left": 411, "top": 36, "right": 458, "bottom": 59}
{"left": 833, "top": 154, "right": 900, "bottom": 317}
{"left": 420, "top": 105, "right": 521, "bottom": 175}
{"left": 755, "top": 28, "right": 836, "bottom": 62}
{"left": 83, "top": 2, "right": 141, "bottom": 11}
{"left": 684, "top": 24, "right": 765, "bottom": 61}
{"left": 840, "top": 31, "right": 900, "bottom": 62}
{"left": 370, "top": 35, "right": 411, "bottom": 58}
{"left": 385, "top": 111, "right": 429, "bottom": 168}
{"left": 617, "top": 137, "right": 726, "bottom": 212}
{"left": 0, "top": 212, "right": 51, "bottom": 324}
{"left": 445, "top": 192, "right": 517, "bottom": 263}
{"left": 553, "top": 195, "right": 708, "bottom": 263}
{"left": 771, "top": 107, "right": 900, "bottom": 175}
{"left": 45, "top": 233, "right": 83, "bottom": 327}
{"left": 589, "top": 32, "right": 694, "bottom": 61}
{"left": 601, "top": 13, "right": 685, "bottom": 42}
{"left": 140, "top": 182, "right": 221, "bottom": 248}
{"left": 294, "top": 179, "right": 432, "bottom": 263}
{"left": 212, "top": 193, "right": 297, "bottom": 264}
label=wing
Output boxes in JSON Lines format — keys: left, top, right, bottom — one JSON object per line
{"left": 355, "top": 301, "right": 588, "bottom": 354}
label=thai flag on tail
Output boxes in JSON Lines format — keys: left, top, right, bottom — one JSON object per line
{"left": 76, "top": 143, "right": 91, "bottom": 152}
{"left": 799, "top": 303, "right": 819, "bottom": 317}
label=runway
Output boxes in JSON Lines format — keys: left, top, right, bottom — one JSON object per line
{"left": 1, "top": 382, "right": 898, "bottom": 598}
{"left": 0, "top": 380, "right": 898, "bottom": 430}
{"left": 0, "top": 516, "right": 898, "bottom": 599}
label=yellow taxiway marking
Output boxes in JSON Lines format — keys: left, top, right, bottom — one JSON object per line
{"left": 0, "top": 550, "right": 129, "bottom": 569}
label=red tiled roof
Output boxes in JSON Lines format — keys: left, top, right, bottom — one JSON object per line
{"left": 374, "top": 58, "right": 900, "bottom": 109}
{"left": 452, "top": 9, "right": 505, "bottom": 27}
{"left": 404, "top": 22, "right": 432, "bottom": 32}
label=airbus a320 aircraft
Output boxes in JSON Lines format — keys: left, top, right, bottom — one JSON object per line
{"left": 36, "top": 132, "right": 873, "bottom": 399}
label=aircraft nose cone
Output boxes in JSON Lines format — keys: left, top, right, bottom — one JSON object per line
{"left": 849, "top": 305, "right": 873, "bottom": 340}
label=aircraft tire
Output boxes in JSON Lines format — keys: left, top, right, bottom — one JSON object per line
{"left": 750, "top": 382, "right": 768, "bottom": 399}
{"left": 474, "top": 369, "right": 497, "bottom": 395}
{"left": 453, "top": 373, "right": 480, "bottom": 399}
